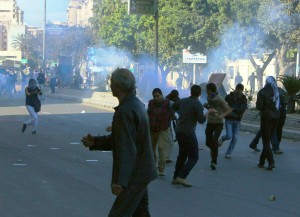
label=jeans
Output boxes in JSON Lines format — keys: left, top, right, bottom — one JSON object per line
{"left": 221, "top": 119, "right": 241, "bottom": 155}
{"left": 109, "top": 183, "right": 150, "bottom": 217}
{"left": 24, "top": 105, "right": 38, "bottom": 132}
{"left": 205, "top": 123, "right": 223, "bottom": 164}
{"left": 173, "top": 132, "right": 199, "bottom": 180}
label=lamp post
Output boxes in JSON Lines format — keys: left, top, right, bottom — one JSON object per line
{"left": 154, "top": 0, "right": 158, "bottom": 79}
{"left": 42, "top": 0, "right": 46, "bottom": 69}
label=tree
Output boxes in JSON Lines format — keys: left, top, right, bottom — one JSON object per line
{"left": 279, "top": 75, "right": 300, "bottom": 113}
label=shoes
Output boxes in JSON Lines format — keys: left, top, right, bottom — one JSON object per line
{"left": 274, "top": 149, "right": 283, "bottom": 154}
{"left": 257, "top": 163, "right": 265, "bottom": 168}
{"left": 249, "top": 145, "right": 261, "bottom": 152}
{"left": 32, "top": 130, "right": 36, "bottom": 135}
{"left": 266, "top": 165, "right": 275, "bottom": 171}
{"left": 225, "top": 154, "right": 231, "bottom": 159}
{"left": 166, "top": 159, "right": 174, "bottom": 164}
{"left": 172, "top": 177, "right": 192, "bottom": 187}
{"left": 158, "top": 172, "right": 165, "bottom": 176}
{"left": 210, "top": 163, "right": 217, "bottom": 170}
{"left": 218, "top": 137, "right": 223, "bottom": 147}
{"left": 21, "top": 124, "right": 26, "bottom": 133}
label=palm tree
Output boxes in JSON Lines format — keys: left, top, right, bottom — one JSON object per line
{"left": 11, "top": 34, "right": 34, "bottom": 60}
{"left": 278, "top": 75, "right": 300, "bottom": 113}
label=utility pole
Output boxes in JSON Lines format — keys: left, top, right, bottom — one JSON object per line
{"left": 154, "top": 0, "right": 158, "bottom": 78}
{"left": 42, "top": 0, "right": 46, "bottom": 68}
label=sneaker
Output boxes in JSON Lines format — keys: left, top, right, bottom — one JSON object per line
{"left": 225, "top": 154, "right": 231, "bottom": 159}
{"left": 210, "top": 163, "right": 217, "bottom": 170}
{"left": 218, "top": 137, "right": 223, "bottom": 147}
{"left": 172, "top": 177, "right": 192, "bottom": 187}
{"left": 266, "top": 164, "right": 275, "bottom": 171}
{"left": 158, "top": 172, "right": 165, "bottom": 176}
{"left": 165, "top": 159, "right": 174, "bottom": 164}
{"left": 257, "top": 163, "right": 265, "bottom": 168}
{"left": 32, "top": 130, "right": 36, "bottom": 135}
{"left": 274, "top": 149, "right": 283, "bottom": 154}
{"left": 21, "top": 124, "right": 26, "bottom": 133}
{"left": 249, "top": 145, "right": 261, "bottom": 152}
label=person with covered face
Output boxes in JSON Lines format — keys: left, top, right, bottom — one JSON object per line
{"left": 218, "top": 83, "right": 248, "bottom": 159}
{"left": 256, "top": 76, "right": 280, "bottom": 170}
{"left": 22, "top": 78, "right": 42, "bottom": 134}
{"left": 147, "top": 88, "right": 175, "bottom": 176}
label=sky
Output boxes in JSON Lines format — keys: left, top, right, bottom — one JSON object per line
{"left": 16, "top": 0, "right": 70, "bottom": 27}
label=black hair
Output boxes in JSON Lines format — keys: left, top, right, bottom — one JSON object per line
{"left": 152, "top": 88, "right": 162, "bottom": 95}
{"left": 206, "top": 83, "right": 217, "bottom": 93}
{"left": 235, "top": 83, "right": 244, "bottom": 91}
{"left": 191, "top": 85, "right": 201, "bottom": 97}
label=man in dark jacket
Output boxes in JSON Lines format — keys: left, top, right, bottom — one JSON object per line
{"left": 256, "top": 76, "right": 280, "bottom": 170}
{"left": 81, "top": 68, "right": 157, "bottom": 217}
{"left": 248, "top": 87, "right": 287, "bottom": 154}
{"left": 172, "top": 85, "right": 215, "bottom": 187}
{"left": 218, "top": 83, "right": 248, "bottom": 159}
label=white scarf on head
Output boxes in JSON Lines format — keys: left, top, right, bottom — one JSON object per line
{"left": 265, "top": 76, "right": 280, "bottom": 110}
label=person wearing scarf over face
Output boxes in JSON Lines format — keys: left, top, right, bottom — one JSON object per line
{"left": 256, "top": 76, "right": 280, "bottom": 170}
{"left": 22, "top": 79, "right": 42, "bottom": 134}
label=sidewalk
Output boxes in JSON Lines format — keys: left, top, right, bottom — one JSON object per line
{"left": 46, "top": 87, "right": 300, "bottom": 141}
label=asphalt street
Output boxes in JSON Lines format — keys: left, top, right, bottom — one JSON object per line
{"left": 0, "top": 95, "right": 299, "bottom": 217}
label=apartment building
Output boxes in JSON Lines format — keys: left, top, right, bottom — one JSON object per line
{"left": 0, "top": 0, "right": 24, "bottom": 63}
{"left": 67, "top": 0, "right": 94, "bottom": 27}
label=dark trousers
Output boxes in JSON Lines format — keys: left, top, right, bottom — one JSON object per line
{"left": 173, "top": 132, "right": 199, "bottom": 180}
{"left": 109, "top": 183, "right": 150, "bottom": 217}
{"left": 205, "top": 123, "right": 223, "bottom": 164}
{"left": 249, "top": 117, "right": 285, "bottom": 151}
{"left": 259, "top": 117, "right": 278, "bottom": 166}
{"left": 272, "top": 117, "right": 286, "bottom": 150}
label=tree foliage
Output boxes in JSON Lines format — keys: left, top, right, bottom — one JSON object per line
{"left": 90, "top": 0, "right": 299, "bottom": 84}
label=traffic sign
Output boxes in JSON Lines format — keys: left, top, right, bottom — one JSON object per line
{"left": 128, "top": 0, "right": 155, "bottom": 15}
{"left": 183, "top": 49, "right": 207, "bottom": 64}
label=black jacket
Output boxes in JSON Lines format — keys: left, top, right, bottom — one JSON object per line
{"left": 225, "top": 91, "right": 247, "bottom": 121}
{"left": 89, "top": 93, "right": 157, "bottom": 187}
{"left": 256, "top": 84, "right": 280, "bottom": 119}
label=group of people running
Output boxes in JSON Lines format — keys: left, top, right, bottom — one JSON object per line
{"left": 147, "top": 76, "right": 285, "bottom": 187}
{"left": 81, "top": 68, "right": 284, "bottom": 216}
{"left": 18, "top": 65, "right": 284, "bottom": 216}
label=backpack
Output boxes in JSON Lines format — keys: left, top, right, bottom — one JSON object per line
{"left": 37, "top": 73, "right": 45, "bottom": 84}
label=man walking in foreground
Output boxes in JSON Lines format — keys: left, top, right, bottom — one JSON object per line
{"left": 82, "top": 68, "right": 157, "bottom": 216}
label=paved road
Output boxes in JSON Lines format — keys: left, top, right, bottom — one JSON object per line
{"left": 0, "top": 96, "right": 299, "bottom": 217}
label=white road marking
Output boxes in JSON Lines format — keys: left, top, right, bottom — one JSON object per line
{"left": 49, "top": 147, "right": 61, "bottom": 150}
{"left": 70, "top": 142, "right": 80, "bottom": 145}
{"left": 13, "top": 164, "right": 27, "bottom": 166}
{"left": 27, "top": 145, "right": 37, "bottom": 147}
{"left": 86, "top": 160, "right": 99, "bottom": 162}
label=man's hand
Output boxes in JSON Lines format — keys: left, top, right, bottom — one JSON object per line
{"left": 81, "top": 134, "right": 95, "bottom": 147}
{"left": 111, "top": 184, "right": 123, "bottom": 196}
{"left": 106, "top": 126, "right": 112, "bottom": 132}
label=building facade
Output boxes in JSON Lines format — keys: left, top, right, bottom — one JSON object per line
{"left": 67, "top": 0, "right": 94, "bottom": 27}
{"left": 0, "top": 0, "right": 24, "bottom": 63}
